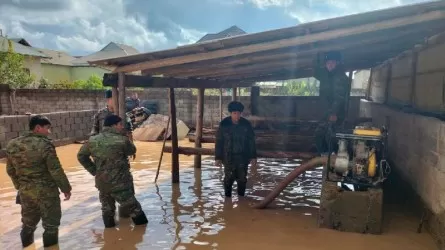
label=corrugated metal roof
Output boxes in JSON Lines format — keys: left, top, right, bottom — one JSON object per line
{"left": 38, "top": 48, "right": 76, "bottom": 66}
{"left": 196, "top": 26, "right": 247, "bottom": 43}
{"left": 72, "top": 42, "right": 139, "bottom": 66}
{"left": 0, "top": 36, "right": 49, "bottom": 58}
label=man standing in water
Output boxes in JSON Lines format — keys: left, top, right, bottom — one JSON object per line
{"left": 215, "top": 101, "right": 257, "bottom": 197}
{"left": 78, "top": 115, "right": 148, "bottom": 228}
{"left": 313, "top": 51, "right": 351, "bottom": 155}
{"left": 6, "top": 115, "right": 72, "bottom": 248}
{"left": 91, "top": 89, "right": 134, "bottom": 217}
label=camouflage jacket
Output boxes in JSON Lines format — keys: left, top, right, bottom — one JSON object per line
{"left": 215, "top": 117, "right": 257, "bottom": 164}
{"left": 314, "top": 67, "right": 351, "bottom": 122}
{"left": 6, "top": 132, "right": 72, "bottom": 198}
{"left": 77, "top": 127, "right": 137, "bottom": 192}
{"left": 90, "top": 107, "right": 133, "bottom": 136}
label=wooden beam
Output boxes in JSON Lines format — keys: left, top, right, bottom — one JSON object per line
{"left": 219, "top": 89, "right": 223, "bottom": 121}
{"left": 112, "top": 87, "right": 119, "bottom": 114}
{"left": 163, "top": 146, "right": 318, "bottom": 159}
{"left": 251, "top": 86, "right": 260, "bottom": 115}
{"left": 118, "top": 72, "right": 126, "bottom": 118}
{"left": 102, "top": 73, "right": 254, "bottom": 88}
{"left": 232, "top": 88, "right": 237, "bottom": 101}
{"left": 142, "top": 26, "right": 443, "bottom": 77}
{"left": 114, "top": 11, "right": 445, "bottom": 73}
{"left": 409, "top": 50, "right": 419, "bottom": 107}
{"left": 194, "top": 88, "right": 204, "bottom": 168}
{"left": 169, "top": 88, "right": 179, "bottom": 183}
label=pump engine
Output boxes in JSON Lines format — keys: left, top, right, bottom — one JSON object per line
{"left": 325, "top": 126, "right": 390, "bottom": 188}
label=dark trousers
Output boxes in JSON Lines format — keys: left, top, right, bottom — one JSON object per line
{"left": 223, "top": 156, "right": 248, "bottom": 197}
{"left": 314, "top": 122, "right": 339, "bottom": 155}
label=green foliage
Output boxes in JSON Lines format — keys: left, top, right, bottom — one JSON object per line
{"left": 0, "top": 39, "right": 34, "bottom": 88}
{"left": 260, "top": 78, "right": 319, "bottom": 96}
{"left": 72, "top": 74, "right": 105, "bottom": 89}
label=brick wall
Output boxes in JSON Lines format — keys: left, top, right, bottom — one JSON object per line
{"left": 360, "top": 100, "right": 445, "bottom": 248}
{"left": 0, "top": 110, "right": 96, "bottom": 152}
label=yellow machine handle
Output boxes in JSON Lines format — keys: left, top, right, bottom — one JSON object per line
{"left": 368, "top": 149, "right": 377, "bottom": 177}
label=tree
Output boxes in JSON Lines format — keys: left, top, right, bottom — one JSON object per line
{"left": 0, "top": 39, "right": 34, "bottom": 88}
{"left": 72, "top": 74, "right": 105, "bottom": 89}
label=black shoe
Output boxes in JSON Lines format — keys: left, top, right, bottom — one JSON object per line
{"left": 103, "top": 215, "right": 116, "bottom": 228}
{"left": 43, "top": 232, "right": 58, "bottom": 248}
{"left": 118, "top": 206, "right": 131, "bottom": 218}
{"left": 20, "top": 226, "right": 35, "bottom": 248}
{"left": 131, "top": 212, "right": 148, "bottom": 225}
{"left": 224, "top": 186, "right": 232, "bottom": 197}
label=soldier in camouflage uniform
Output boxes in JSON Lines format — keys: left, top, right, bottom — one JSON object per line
{"left": 91, "top": 89, "right": 134, "bottom": 217}
{"left": 215, "top": 101, "right": 257, "bottom": 197}
{"left": 313, "top": 51, "right": 351, "bottom": 155}
{"left": 91, "top": 89, "right": 133, "bottom": 138}
{"left": 6, "top": 115, "right": 72, "bottom": 248}
{"left": 77, "top": 115, "right": 148, "bottom": 228}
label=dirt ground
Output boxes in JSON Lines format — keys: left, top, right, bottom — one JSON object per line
{"left": 0, "top": 140, "right": 438, "bottom": 250}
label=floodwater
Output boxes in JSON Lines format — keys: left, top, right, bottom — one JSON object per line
{"left": 0, "top": 140, "right": 437, "bottom": 250}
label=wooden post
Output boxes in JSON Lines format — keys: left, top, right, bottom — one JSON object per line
{"left": 112, "top": 87, "right": 119, "bottom": 113}
{"left": 365, "top": 68, "right": 373, "bottom": 100}
{"left": 169, "top": 88, "right": 180, "bottom": 183}
{"left": 250, "top": 86, "right": 260, "bottom": 115}
{"left": 344, "top": 71, "right": 353, "bottom": 122}
{"left": 384, "top": 63, "right": 393, "bottom": 104}
{"left": 232, "top": 88, "right": 237, "bottom": 101}
{"left": 194, "top": 88, "right": 205, "bottom": 168}
{"left": 118, "top": 72, "right": 126, "bottom": 118}
{"left": 219, "top": 88, "right": 223, "bottom": 121}
{"left": 409, "top": 51, "right": 418, "bottom": 107}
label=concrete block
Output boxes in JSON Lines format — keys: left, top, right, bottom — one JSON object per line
{"left": 318, "top": 181, "right": 383, "bottom": 234}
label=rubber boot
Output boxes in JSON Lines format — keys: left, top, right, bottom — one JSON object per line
{"left": 131, "top": 212, "right": 148, "bottom": 225}
{"left": 20, "top": 226, "right": 35, "bottom": 248}
{"left": 103, "top": 215, "right": 116, "bottom": 228}
{"left": 224, "top": 185, "right": 232, "bottom": 197}
{"left": 43, "top": 231, "right": 58, "bottom": 248}
{"left": 118, "top": 205, "right": 131, "bottom": 218}
{"left": 237, "top": 182, "right": 246, "bottom": 197}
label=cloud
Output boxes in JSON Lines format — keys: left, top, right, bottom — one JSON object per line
{"left": 0, "top": 0, "right": 169, "bottom": 55}
{"left": 286, "top": 0, "right": 428, "bottom": 23}
{"left": 248, "top": 0, "right": 293, "bottom": 9}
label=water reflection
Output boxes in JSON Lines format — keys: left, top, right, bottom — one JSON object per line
{"left": 0, "top": 144, "right": 438, "bottom": 250}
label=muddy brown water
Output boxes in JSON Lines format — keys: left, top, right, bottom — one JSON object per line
{"left": 0, "top": 140, "right": 437, "bottom": 249}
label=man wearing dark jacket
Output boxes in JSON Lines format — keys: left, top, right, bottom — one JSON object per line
{"left": 215, "top": 101, "right": 257, "bottom": 197}
{"left": 313, "top": 51, "right": 351, "bottom": 155}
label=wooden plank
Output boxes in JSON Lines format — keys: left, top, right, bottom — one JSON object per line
{"left": 194, "top": 88, "right": 204, "bottom": 168}
{"left": 102, "top": 73, "right": 255, "bottom": 88}
{"left": 169, "top": 88, "right": 180, "bottom": 183}
{"left": 409, "top": 51, "right": 419, "bottom": 106}
{"left": 114, "top": 11, "right": 445, "bottom": 73}
{"left": 118, "top": 72, "right": 126, "bottom": 119}
{"left": 163, "top": 146, "right": 318, "bottom": 159}
{"left": 111, "top": 87, "right": 119, "bottom": 113}
{"left": 251, "top": 86, "right": 260, "bottom": 115}
{"left": 141, "top": 27, "right": 445, "bottom": 77}
{"left": 219, "top": 89, "right": 223, "bottom": 121}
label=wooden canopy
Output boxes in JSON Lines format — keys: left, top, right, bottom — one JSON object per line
{"left": 90, "top": 1, "right": 445, "bottom": 85}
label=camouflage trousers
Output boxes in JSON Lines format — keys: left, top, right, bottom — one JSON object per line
{"left": 314, "top": 122, "right": 340, "bottom": 155}
{"left": 20, "top": 192, "right": 61, "bottom": 241}
{"left": 223, "top": 155, "right": 248, "bottom": 197}
{"left": 99, "top": 188, "right": 143, "bottom": 218}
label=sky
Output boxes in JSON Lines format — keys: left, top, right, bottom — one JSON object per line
{"left": 0, "top": 0, "right": 433, "bottom": 56}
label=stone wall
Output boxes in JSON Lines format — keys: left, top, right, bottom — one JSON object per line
{"left": 360, "top": 100, "right": 445, "bottom": 248}
{"left": 0, "top": 84, "right": 362, "bottom": 127}
{"left": 0, "top": 110, "right": 96, "bottom": 155}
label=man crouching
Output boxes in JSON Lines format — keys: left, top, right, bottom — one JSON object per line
{"left": 77, "top": 115, "right": 148, "bottom": 227}
{"left": 215, "top": 101, "right": 257, "bottom": 197}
